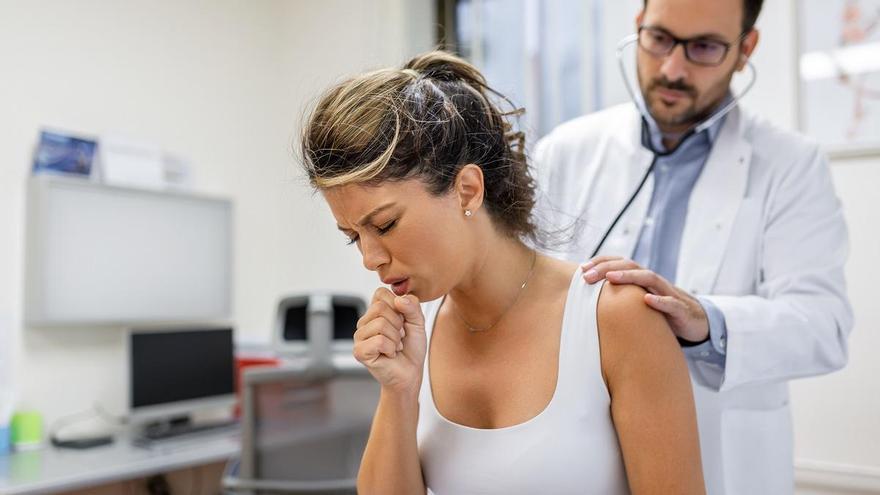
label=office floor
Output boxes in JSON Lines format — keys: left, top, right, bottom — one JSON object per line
{"left": 60, "top": 461, "right": 225, "bottom": 495}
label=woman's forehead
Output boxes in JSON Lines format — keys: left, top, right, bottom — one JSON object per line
{"left": 324, "top": 179, "right": 419, "bottom": 203}
{"left": 323, "top": 179, "right": 432, "bottom": 223}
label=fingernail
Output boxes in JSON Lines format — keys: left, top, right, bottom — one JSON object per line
{"left": 586, "top": 269, "right": 598, "bottom": 279}
{"left": 399, "top": 296, "right": 410, "bottom": 305}
{"left": 581, "top": 262, "right": 593, "bottom": 271}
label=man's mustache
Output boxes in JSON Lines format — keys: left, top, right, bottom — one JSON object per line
{"left": 650, "top": 77, "right": 696, "bottom": 96}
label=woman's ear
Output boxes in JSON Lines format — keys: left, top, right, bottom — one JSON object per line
{"left": 455, "top": 164, "right": 485, "bottom": 214}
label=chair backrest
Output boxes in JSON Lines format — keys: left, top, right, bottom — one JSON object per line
{"left": 231, "top": 365, "right": 378, "bottom": 494}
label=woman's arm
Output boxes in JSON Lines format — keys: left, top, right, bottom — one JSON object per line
{"left": 354, "top": 291, "right": 427, "bottom": 494}
{"left": 598, "top": 283, "right": 706, "bottom": 494}
{"left": 358, "top": 388, "right": 425, "bottom": 494}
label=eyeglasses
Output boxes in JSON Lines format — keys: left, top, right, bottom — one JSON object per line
{"left": 637, "top": 25, "right": 747, "bottom": 67}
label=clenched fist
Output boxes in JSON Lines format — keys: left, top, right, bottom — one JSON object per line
{"left": 354, "top": 287, "right": 427, "bottom": 397}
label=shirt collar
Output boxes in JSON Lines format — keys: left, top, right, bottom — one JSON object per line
{"left": 642, "top": 92, "right": 732, "bottom": 153}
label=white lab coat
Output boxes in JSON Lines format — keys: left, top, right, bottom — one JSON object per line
{"left": 532, "top": 103, "right": 853, "bottom": 495}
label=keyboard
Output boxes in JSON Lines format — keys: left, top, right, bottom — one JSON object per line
{"left": 136, "top": 419, "right": 239, "bottom": 443}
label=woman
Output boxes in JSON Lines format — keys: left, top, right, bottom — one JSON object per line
{"left": 300, "top": 51, "right": 704, "bottom": 494}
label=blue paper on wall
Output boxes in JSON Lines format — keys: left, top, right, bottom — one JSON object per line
{"left": 32, "top": 130, "right": 96, "bottom": 177}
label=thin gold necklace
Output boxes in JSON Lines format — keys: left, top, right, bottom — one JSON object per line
{"left": 449, "top": 250, "right": 538, "bottom": 333}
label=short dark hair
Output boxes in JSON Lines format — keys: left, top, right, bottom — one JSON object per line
{"left": 643, "top": 0, "right": 764, "bottom": 33}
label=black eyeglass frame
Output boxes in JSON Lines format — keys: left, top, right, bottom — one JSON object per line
{"left": 637, "top": 25, "right": 749, "bottom": 67}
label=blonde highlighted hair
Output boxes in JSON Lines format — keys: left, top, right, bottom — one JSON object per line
{"left": 300, "top": 50, "right": 538, "bottom": 241}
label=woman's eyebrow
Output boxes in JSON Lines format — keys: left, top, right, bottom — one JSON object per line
{"left": 356, "top": 203, "right": 397, "bottom": 226}
{"left": 336, "top": 202, "right": 399, "bottom": 232}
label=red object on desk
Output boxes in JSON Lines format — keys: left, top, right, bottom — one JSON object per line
{"left": 233, "top": 355, "right": 281, "bottom": 417}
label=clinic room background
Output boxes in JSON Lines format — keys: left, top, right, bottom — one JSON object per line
{"left": 0, "top": 0, "right": 878, "bottom": 494}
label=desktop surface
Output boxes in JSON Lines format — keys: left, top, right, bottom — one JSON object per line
{"left": 0, "top": 429, "right": 239, "bottom": 495}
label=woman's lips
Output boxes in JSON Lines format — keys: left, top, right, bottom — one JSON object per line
{"left": 390, "top": 278, "right": 410, "bottom": 296}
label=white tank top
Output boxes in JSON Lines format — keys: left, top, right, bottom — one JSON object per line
{"left": 416, "top": 272, "right": 630, "bottom": 494}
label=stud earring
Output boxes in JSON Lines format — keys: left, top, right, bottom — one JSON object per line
{"left": 464, "top": 209, "right": 472, "bottom": 217}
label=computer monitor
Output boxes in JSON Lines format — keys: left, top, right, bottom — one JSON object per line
{"left": 128, "top": 327, "right": 235, "bottom": 424}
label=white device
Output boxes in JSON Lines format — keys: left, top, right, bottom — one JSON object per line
{"left": 274, "top": 294, "right": 366, "bottom": 369}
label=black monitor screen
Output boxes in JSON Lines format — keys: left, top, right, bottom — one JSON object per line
{"left": 130, "top": 328, "right": 234, "bottom": 409}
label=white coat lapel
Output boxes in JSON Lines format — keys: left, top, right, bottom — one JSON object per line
{"left": 594, "top": 108, "right": 655, "bottom": 258}
{"left": 676, "top": 106, "right": 752, "bottom": 295}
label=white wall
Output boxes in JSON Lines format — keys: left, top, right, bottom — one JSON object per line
{"left": 0, "top": 0, "right": 433, "bottom": 425}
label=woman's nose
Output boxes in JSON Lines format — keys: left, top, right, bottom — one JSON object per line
{"left": 360, "top": 236, "right": 390, "bottom": 271}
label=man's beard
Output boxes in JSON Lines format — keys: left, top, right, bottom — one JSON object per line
{"left": 643, "top": 73, "right": 732, "bottom": 129}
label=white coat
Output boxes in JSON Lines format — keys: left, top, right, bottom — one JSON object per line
{"left": 532, "top": 103, "right": 853, "bottom": 495}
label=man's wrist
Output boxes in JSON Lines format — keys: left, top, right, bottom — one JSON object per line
{"left": 697, "top": 296, "right": 728, "bottom": 356}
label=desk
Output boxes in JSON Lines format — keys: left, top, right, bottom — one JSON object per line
{"left": 0, "top": 357, "right": 365, "bottom": 495}
{"left": 0, "top": 430, "right": 239, "bottom": 495}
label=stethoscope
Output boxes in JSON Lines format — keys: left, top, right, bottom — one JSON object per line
{"left": 589, "top": 33, "right": 757, "bottom": 258}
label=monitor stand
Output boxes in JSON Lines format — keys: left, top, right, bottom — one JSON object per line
{"left": 137, "top": 415, "right": 238, "bottom": 443}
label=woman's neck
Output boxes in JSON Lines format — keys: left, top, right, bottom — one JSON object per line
{"left": 446, "top": 235, "right": 537, "bottom": 331}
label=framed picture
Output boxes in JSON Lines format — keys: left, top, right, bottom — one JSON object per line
{"left": 797, "top": 0, "right": 880, "bottom": 157}
{"left": 32, "top": 129, "right": 97, "bottom": 177}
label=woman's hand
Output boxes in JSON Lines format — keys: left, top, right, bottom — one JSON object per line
{"left": 354, "top": 288, "right": 427, "bottom": 397}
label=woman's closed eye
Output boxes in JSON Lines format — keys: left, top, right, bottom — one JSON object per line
{"left": 343, "top": 219, "right": 397, "bottom": 246}
{"left": 376, "top": 219, "right": 397, "bottom": 235}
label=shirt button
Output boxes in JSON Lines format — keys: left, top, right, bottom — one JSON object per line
{"left": 700, "top": 351, "right": 710, "bottom": 357}
{"left": 715, "top": 222, "right": 723, "bottom": 230}
{"left": 720, "top": 337, "right": 726, "bottom": 349}
{"left": 644, "top": 217, "right": 655, "bottom": 227}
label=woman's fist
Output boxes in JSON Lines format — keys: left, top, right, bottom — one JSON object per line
{"left": 353, "top": 288, "right": 427, "bottom": 396}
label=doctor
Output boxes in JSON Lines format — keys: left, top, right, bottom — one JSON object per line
{"left": 533, "top": 0, "right": 853, "bottom": 493}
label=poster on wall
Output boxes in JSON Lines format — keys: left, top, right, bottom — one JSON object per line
{"left": 798, "top": 0, "right": 880, "bottom": 156}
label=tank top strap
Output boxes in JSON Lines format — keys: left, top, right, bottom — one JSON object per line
{"left": 420, "top": 297, "right": 444, "bottom": 340}
{"left": 419, "top": 297, "right": 444, "bottom": 408}
{"left": 554, "top": 273, "right": 609, "bottom": 405}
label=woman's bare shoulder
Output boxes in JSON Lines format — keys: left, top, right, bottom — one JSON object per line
{"left": 541, "top": 256, "right": 580, "bottom": 285}
{"left": 598, "top": 283, "right": 657, "bottom": 324}
{"left": 596, "top": 282, "right": 683, "bottom": 381}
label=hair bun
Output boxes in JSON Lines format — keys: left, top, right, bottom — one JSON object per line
{"left": 403, "top": 51, "right": 486, "bottom": 87}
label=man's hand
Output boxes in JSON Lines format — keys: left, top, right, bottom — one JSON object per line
{"left": 582, "top": 256, "right": 709, "bottom": 343}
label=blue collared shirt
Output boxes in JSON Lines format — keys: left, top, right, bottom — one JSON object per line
{"left": 631, "top": 105, "right": 729, "bottom": 366}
